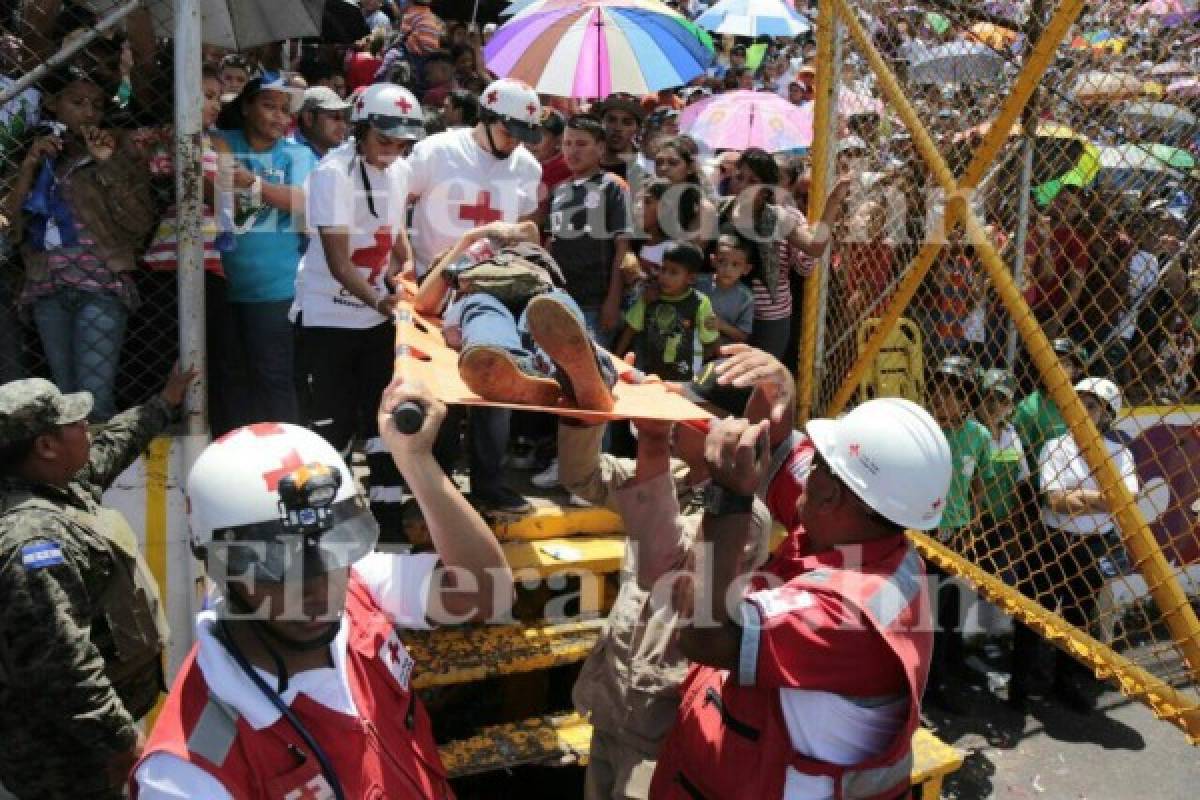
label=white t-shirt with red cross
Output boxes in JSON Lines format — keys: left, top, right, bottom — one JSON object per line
{"left": 133, "top": 551, "right": 439, "bottom": 799}
{"left": 292, "top": 141, "right": 410, "bottom": 329}
{"left": 406, "top": 126, "right": 542, "bottom": 278}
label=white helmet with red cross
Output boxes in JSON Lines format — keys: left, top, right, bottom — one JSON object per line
{"left": 806, "top": 397, "right": 952, "bottom": 531}
{"left": 187, "top": 423, "right": 379, "bottom": 583}
{"left": 480, "top": 78, "right": 542, "bottom": 144}
{"left": 351, "top": 82, "right": 425, "bottom": 141}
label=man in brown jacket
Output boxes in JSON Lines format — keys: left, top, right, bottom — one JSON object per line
{"left": 562, "top": 410, "right": 772, "bottom": 800}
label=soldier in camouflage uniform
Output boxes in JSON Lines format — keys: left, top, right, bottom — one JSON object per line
{"left": 0, "top": 369, "right": 193, "bottom": 799}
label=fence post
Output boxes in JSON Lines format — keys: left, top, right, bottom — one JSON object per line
{"left": 797, "top": 0, "right": 840, "bottom": 424}
{"left": 171, "top": 0, "right": 207, "bottom": 676}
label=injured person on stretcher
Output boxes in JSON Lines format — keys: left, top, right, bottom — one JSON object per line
{"left": 413, "top": 221, "right": 619, "bottom": 412}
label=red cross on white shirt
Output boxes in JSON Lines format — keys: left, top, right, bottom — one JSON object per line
{"left": 458, "top": 190, "right": 504, "bottom": 226}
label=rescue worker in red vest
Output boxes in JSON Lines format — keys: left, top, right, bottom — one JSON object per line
{"left": 650, "top": 397, "right": 953, "bottom": 800}
{"left": 131, "top": 378, "right": 513, "bottom": 798}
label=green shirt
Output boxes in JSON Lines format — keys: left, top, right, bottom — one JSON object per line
{"left": 981, "top": 422, "right": 1029, "bottom": 520}
{"left": 625, "top": 288, "right": 718, "bottom": 382}
{"left": 1012, "top": 390, "right": 1066, "bottom": 485}
{"left": 940, "top": 417, "right": 991, "bottom": 532}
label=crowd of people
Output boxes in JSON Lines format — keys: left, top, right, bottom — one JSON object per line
{"left": 0, "top": 0, "right": 1197, "bottom": 798}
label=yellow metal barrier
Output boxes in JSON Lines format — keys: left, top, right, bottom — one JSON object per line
{"left": 805, "top": 0, "right": 1200, "bottom": 740}
{"left": 856, "top": 318, "right": 926, "bottom": 404}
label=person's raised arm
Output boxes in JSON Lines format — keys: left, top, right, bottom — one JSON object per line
{"left": 378, "top": 378, "right": 514, "bottom": 623}
{"left": 676, "top": 417, "right": 770, "bottom": 671}
{"left": 788, "top": 175, "right": 853, "bottom": 258}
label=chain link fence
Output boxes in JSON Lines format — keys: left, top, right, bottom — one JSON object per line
{"left": 1, "top": 1, "right": 200, "bottom": 419}
{"left": 804, "top": 0, "right": 1200, "bottom": 738}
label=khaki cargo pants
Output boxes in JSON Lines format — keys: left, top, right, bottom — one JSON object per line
{"left": 584, "top": 728, "right": 659, "bottom": 800}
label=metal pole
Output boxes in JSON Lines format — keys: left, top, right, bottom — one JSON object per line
{"left": 171, "top": 0, "right": 208, "bottom": 676}
{"left": 1007, "top": 0, "right": 1045, "bottom": 368}
{"left": 810, "top": 19, "right": 842, "bottom": 418}
{"left": 1005, "top": 137, "right": 1034, "bottom": 367}
{"left": 0, "top": 0, "right": 142, "bottom": 108}
{"left": 832, "top": 0, "right": 1200, "bottom": 683}
{"left": 797, "top": 0, "right": 838, "bottom": 424}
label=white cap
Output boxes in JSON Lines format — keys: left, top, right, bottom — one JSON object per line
{"left": 1075, "top": 377, "right": 1123, "bottom": 416}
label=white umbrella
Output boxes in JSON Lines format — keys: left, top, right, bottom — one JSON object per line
{"left": 695, "top": 0, "right": 811, "bottom": 38}
{"left": 1121, "top": 100, "right": 1199, "bottom": 131}
{"left": 907, "top": 42, "right": 1007, "bottom": 85}
{"left": 83, "top": 0, "right": 327, "bottom": 50}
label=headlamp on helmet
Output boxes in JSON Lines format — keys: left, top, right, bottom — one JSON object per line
{"left": 277, "top": 462, "right": 342, "bottom": 536}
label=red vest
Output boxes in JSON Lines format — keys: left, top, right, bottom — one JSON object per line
{"left": 649, "top": 543, "right": 931, "bottom": 800}
{"left": 133, "top": 571, "right": 452, "bottom": 799}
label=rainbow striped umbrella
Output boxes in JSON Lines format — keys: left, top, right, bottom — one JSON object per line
{"left": 485, "top": 0, "right": 714, "bottom": 99}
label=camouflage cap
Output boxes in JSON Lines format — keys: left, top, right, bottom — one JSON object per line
{"left": 0, "top": 378, "right": 92, "bottom": 446}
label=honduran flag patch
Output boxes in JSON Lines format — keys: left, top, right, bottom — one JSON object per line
{"left": 21, "top": 541, "right": 66, "bottom": 570}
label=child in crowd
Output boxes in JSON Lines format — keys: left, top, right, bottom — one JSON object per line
{"left": 924, "top": 354, "right": 990, "bottom": 712}
{"left": 140, "top": 65, "right": 242, "bottom": 436}
{"left": 616, "top": 242, "right": 719, "bottom": 382}
{"left": 624, "top": 178, "right": 671, "bottom": 302}
{"left": 704, "top": 232, "right": 756, "bottom": 347}
{"left": 218, "top": 54, "right": 250, "bottom": 98}
{"left": 7, "top": 65, "right": 156, "bottom": 420}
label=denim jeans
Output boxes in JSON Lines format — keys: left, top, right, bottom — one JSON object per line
{"left": 32, "top": 288, "right": 127, "bottom": 420}
{"left": 455, "top": 290, "right": 619, "bottom": 474}
{"left": 229, "top": 300, "right": 299, "bottom": 425}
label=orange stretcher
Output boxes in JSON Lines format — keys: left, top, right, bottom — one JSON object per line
{"left": 392, "top": 294, "right": 710, "bottom": 423}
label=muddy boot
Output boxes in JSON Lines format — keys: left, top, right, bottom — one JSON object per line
{"left": 459, "top": 346, "right": 562, "bottom": 406}
{"left": 525, "top": 294, "right": 615, "bottom": 412}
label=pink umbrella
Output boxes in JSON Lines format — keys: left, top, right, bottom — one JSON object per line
{"left": 1129, "top": 0, "right": 1185, "bottom": 15}
{"left": 681, "top": 90, "right": 814, "bottom": 152}
{"left": 1150, "top": 61, "right": 1193, "bottom": 78}
{"left": 1167, "top": 78, "right": 1200, "bottom": 100}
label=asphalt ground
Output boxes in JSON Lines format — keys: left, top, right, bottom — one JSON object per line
{"left": 925, "top": 645, "right": 1199, "bottom": 800}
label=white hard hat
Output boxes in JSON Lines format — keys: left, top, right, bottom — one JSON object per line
{"left": 187, "top": 423, "right": 378, "bottom": 583}
{"left": 351, "top": 83, "right": 425, "bottom": 141}
{"left": 1074, "top": 377, "right": 1123, "bottom": 416}
{"left": 806, "top": 397, "right": 953, "bottom": 531}
{"left": 480, "top": 78, "right": 542, "bottom": 144}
